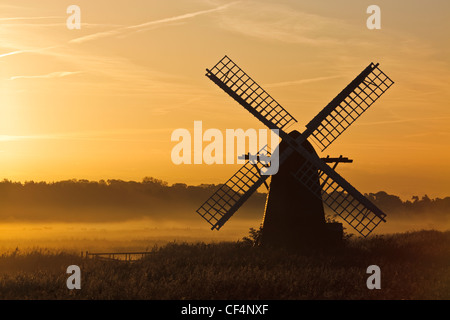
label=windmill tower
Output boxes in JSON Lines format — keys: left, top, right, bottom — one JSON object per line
{"left": 196, "top": 56, "right": 394, "bottom": 249}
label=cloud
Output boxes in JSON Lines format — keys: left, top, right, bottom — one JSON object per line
{"left": 0, "top": 128, "right": 172, "bottom": 142}
{"left": 0, "top": 46, "right": 58, "bottom": 59}
{"left": 217, "top": 1, "right": 348, "bottom": 45}
{"left": 0, "top": 22, "right": 124, "bottom": 28}
{"left": 69, "top": 2, "right": 238, "bottom": 44}
{"left": 264, "top": 75, "right": 343, "bottom": 88}
{"left": 68, "top": 30, "right": 120, "bottom": 44}
{"left": 0, "top": 16, "right": 62, "bottom": 21}
{"left": 357, "top": 116, "right": 450, "bottom": 127}
{"left": 0, "top": 50, "right": 25, "bottom": 58}
{"left": 403, "top": 131, "right": 450, "bottom": 139}
{"left": 9, "top": 71, "right": 82, "bottom": 80}
{"left": 125, "top": 2, "right": 237, "bottom": 30}
{"left": 0, "top": 41, "right": 204, "bottom": 98}
{"left": 0, "top": 3, "right": 236, "bottom": 96}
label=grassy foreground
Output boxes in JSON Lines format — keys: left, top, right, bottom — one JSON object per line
{"left": 0, "top": 230, "right": 449, "bottom": 300}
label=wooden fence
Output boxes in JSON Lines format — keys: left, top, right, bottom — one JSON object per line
{"left": 81, "top": 251, "right": 153, "bottom": 261}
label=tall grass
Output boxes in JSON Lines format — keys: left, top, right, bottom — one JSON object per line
{"left": 0, "top": 230, "right": 448, "bottom": 300}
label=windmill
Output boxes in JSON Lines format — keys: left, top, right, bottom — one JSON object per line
{"left": 196, "top": 55, "right": 394, "bottom": 249}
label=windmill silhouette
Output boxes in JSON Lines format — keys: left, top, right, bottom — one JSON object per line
{"left": 196, "top": 56, "right": 394, "bottom": 249}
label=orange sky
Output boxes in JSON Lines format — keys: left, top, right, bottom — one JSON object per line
{"left": 1, "top": 0, "right": 449, "bottom": 200}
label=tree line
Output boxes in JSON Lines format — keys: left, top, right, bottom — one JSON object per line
{"left": 0, "top": 177, "right": 448, "bottom": 222}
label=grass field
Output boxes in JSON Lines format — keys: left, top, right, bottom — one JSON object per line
{"left": 0, "top": 230, "right": 449, "bottom": 300}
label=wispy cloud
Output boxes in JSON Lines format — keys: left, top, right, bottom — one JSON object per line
{"left": 357, "top": 116, "right": 450, "bottom": 127}
{"left": 0, "top": 128, "right": 172, "bottom": 142}
{"left": 264, "top": 75, "right": 343, "bottom": 88}
{"left": 0, "top": 22, "right": 124, "bottom": 28}
{"left": 0, "top": 16, "right": 62, "bottom": 21}
{"left": 218, "top": 1, "right": 348, "bottom": 45}
{"left": 0, "top": 46, "right": 58, "bottom": 59}
{"left": 125, "top": 2, "right": 237, "bottom": 30}
{"left": 0, "top": 50, "right": 25, "bottom": 58}
{"left": 69, "top": 2, "right": 238, "bottom": 44}
{"left": 9, "top": 71, "right": 82, "bottom": 80}
{"left": 0, "top": 3, "right": 237, "bottom": 95}
{"left": 403, "top": 131, "right": 450, "bottom": 139}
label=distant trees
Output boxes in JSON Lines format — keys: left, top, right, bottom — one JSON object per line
{"left": 0, "top": 178, "right": 265, "bottom": 222}
{"left": 0, "top": 178, "right": 448, "bottom": 222}
{"left": 365, "top": 191, "right": 450, "bottom": 218}
{"left": 366, "top": 191, "right": 403, "bottom": 212}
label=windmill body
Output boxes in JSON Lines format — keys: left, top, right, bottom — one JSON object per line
{"left": 196, "top": 56, "right": 394, "bottom": 249}
{"left": 260, "top": 130, "right": 331, "bottom": 249}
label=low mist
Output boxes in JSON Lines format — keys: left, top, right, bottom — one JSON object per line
{"left": 0, "top": 178, "right": 449, "bottom": 252}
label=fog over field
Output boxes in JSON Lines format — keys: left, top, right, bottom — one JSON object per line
{"left": 1, "top": 178, "right": 449, "bottom": 252}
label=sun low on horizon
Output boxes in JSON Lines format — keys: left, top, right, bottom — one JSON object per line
{"left": 1, "top": 0, "right": 450, "bottom": 200}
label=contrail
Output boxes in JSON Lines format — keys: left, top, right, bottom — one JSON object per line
{"left": 126, "top": 2, "right": 237, "bottom": 30}
{"left": 0, "top": 46, "right": 58, "bottom": 59}
{"left": 0, "top": 16, "right": 62, "bottom": 21}
{"left": 0, "top": 50, "right": 25, "bottom": 58}
{"left": 264, "top": 75, "right": 343, "bottom": 88}
{"left": 70, "top": 2, "right": 238, "bottom": 44}
{"left": 9, "top": 71, "right": 82, "bottom": 80}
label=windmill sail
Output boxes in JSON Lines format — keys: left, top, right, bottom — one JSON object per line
{"left": 303, "top": 63, "right": 394, "bottom": 151}
{"left": 196, "top": 144, "right": 291, "bottom": 230}
{"left": 196, "top": 159, "right": 270, "bottom": 230}
{"left": 200, "top": 56, "right": 392, "bottom": 237}
{"left": 288, "top": 135, "right": 386, "bottom": 237}
{"left": 292, "top": 164, "right": 386, "bottom": 237}
{"left": 206, "top": 55, "right": 297, "bottom": 131}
